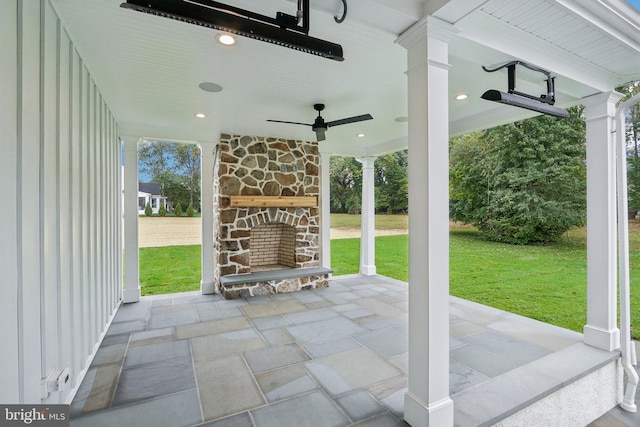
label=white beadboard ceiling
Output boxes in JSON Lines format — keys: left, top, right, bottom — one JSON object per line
{"left": 51, "top": 0, "right": 640, "bottom": 156}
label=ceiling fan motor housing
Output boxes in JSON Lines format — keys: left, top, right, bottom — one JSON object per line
{"left": 313, "top": 116, "right": 327, "bottom": 131}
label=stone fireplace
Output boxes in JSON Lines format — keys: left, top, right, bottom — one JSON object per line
{"left": 214, "top": 134, "right": 331, "bottom": 298}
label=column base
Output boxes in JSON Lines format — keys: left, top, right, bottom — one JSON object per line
{"left": 123, "top": 287, "right": 140, "bottom": 304}
{"left": 201, "top": 280, "right": 216, "bottom": 295}
{"left": 360, "top": 265, "right": 377, "bottom": 276}
{"left": 404, "top": 392, "right": 454, "bottom": 427}
{"left": 583, "top": 324, "right": 620, "bottom": 351}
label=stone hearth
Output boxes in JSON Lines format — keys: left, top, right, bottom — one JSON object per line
{"left": 214, "top": 134, "right": 329, "bottom": 298}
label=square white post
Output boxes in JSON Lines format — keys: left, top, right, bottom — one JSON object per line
{"left": 583, "top": 91, "right": 624, "bottom": 351}
{"left": 357, "top": 156, "right": 377, "bottom": 276}
{"left": 122, "top": 136, "right": 141, "bottom": 303}
{"left": 199, "top": 142, "right": 216, "bottom": 294}
{"left": 320, "top": 149, "right": 332, "bottom": 269}
{"left": 398, "top": 16, "right": 458, "bottom": 427}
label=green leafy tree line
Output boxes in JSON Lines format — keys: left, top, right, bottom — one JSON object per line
{"left": 329, "top": 151, "right": 408, "bottom": 214}
{"left": 450, "top": 106, "right": 587, "bottom": 244}
{"left": 621, "top": 82, "right": 640, "bottom": 214}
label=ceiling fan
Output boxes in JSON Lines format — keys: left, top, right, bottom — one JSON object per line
{"left": 267, "top": 103, "right": 373, "bottom": 141}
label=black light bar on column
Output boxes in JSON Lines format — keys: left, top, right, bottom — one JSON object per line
{"left": 120, "top": 0, "right": 345, "bottom": 61}
{"left": 481, "top": 61, "right": 569, "bottom": 118}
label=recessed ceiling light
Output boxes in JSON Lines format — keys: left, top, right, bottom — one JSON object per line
{"left": 455, "top": 94, "right": 469, "bottom": 100}
{"left": 199, "top": 82, "right": 223, "bottom": 93}
{"left": 394, "top": 116, "right": 408, "bottom": 123}
{"left": 217, "top": 33, "right": 236, "bottom": 46}
{"left": 357, "top": 133, "right": 365, "bottom": 138}
{"left": 195, "top": 113, "right": 206, "bottom": 118}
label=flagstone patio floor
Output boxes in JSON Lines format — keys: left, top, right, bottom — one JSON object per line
{"left": 69, "top": 274, "right": 639, "bottom": 427}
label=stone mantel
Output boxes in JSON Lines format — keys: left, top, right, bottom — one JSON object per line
{"left": 230, "top": 195, "right": 318, "bottom": 208}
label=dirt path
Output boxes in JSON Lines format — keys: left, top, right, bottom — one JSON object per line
{"left": 139, "top": 217, "right": 202, "bottom": 248}
{"left": 138, "top": 217, "right": 407, "bottom": 247}
{"left": 330, "top": 228, "right": 408, "bottom": 240}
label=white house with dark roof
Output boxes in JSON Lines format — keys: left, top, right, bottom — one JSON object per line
{"left": 137, "top": 182, "right": 166, "bottom": 215}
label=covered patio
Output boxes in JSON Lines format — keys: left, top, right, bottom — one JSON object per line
{"left": 69, "top": 274, "right": 631, "bottom": 427}
{"left": 3, "top": 0, "right": 640, "bottom": 426}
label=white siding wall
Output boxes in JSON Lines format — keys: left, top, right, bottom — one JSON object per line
{"left": 0, "top": 0, "right": 122, "bottom": 404}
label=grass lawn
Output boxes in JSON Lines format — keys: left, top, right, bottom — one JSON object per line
{"left": 139, "top": 245, "right": 201, "bottom": 295}
{"left": 139, "top": 215, "right": 640, "bottom": 339}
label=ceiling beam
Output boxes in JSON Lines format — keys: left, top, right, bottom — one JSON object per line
{"left": 457, "top": 11, "right": 623, "bottom": 93}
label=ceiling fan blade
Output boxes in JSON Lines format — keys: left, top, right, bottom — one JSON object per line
{"left": 325, "top": 114, "right": 373, "bottom": 128}
{"left": 267, "top": 119, "right": 313, "bottom": 126}
{"left": 315, "top": 129, "right": 326, "bottom": 142}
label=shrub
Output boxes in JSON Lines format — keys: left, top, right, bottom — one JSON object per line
{"left": 144, "top": 201, "right": 152, "bottom": 217}
{"left": 158, "top": 203, "right": 167, "bottom": 217}
{"left": 186, "top": 204, "right": 195, "bottom": 217}
{"left": 174, "top": 203, "right": 183, "bottom": 217}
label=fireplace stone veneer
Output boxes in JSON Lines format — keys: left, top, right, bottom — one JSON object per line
{"left": 214, "top": 134, "right": 329, "bottom": 298}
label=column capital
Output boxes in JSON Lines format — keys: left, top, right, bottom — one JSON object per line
{"left": 197, "top": 141, "right": 219, "bottom": 153}
{"left": 583, "top": 91, "right": 625, "bottom": 120}
{"left": 396, "top": 15, "right": 460, "bottom": 50}
{"left": 318, "top": 147, "right": 333, "bottom": 157}
{"left": 356, "top": 156, "right": 377, "bottom": 167}
{"left": 120, "top": 135, "right": 141, "bottom": 150}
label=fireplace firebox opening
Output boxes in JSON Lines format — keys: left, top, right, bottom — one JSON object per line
{"left": 250, "top": 223, "right": 296, "bottom": 272}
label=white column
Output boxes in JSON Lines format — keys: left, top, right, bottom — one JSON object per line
{"left": 199, "top": 142, "right": 216, "bottom": 294}
{"left": 122, "top": 136, "right": 141, "bottom": 303}
{"left": 319, "top": 149, "right": 332, "bottom": 269}
{"left": 357, "top": 156, "right": 377, "bottom": 276}
{"left": 398, "top": 16, "right": 459, "bottom": 427}
{"left": 583, "top": 91, "right": 624, "bottom": 351}
{"left": 0, "top": 0, "right": 20, "bottom": 403}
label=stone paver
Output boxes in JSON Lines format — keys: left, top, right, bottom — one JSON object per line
{"left": 69, "top": 275, "right": 635, "bottom": 427}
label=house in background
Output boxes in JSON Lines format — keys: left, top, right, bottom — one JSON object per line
{"left": 138, "top": 182, "right": 166, "bottom": 215}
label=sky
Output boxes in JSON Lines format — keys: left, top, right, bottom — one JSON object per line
{"left": 627, "top": 0, "right": 640, "bottom": 12}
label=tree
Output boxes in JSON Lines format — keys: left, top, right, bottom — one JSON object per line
{"left": 450, "top": 106, "right": 587, "bottom": 244}
{"left": 138, "top": 141, "right": 201, "bottom": 211}
{"left": 328, "top": 151, "right": 408, "bottom": 215}
{"left": 162, "top": 172, "right": 190, "bottom": 210}
{"left": 174, "top": 203, "right": 183, "bottom": 217}
{"left": 158, "top": 203, "right": 167, "bottom": 217}
{"left": 144, "top": 201, "right": 152, "bottom": 217}
{"left": 138, "top": 141, "right": 176, "bottom": 197}
{"left": 174, "top": 144, "right": 201, "bottom": 210}
{"left": 449, "top": 132, "right": 490, "bottom": 224}
{"left": 618, "top": 81, "right": 640, "bottom": 159}
{"left": 330, "top": 156, "right": 362, "bottom": 213}
{"left": 618, "top": 81, "right": 640, "bottom": 216}
{"left": 375, "top": 150, "right": 408, "bottom": 213}
{"left": 186, "top": 204, "right": 195, "bottom": 217}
